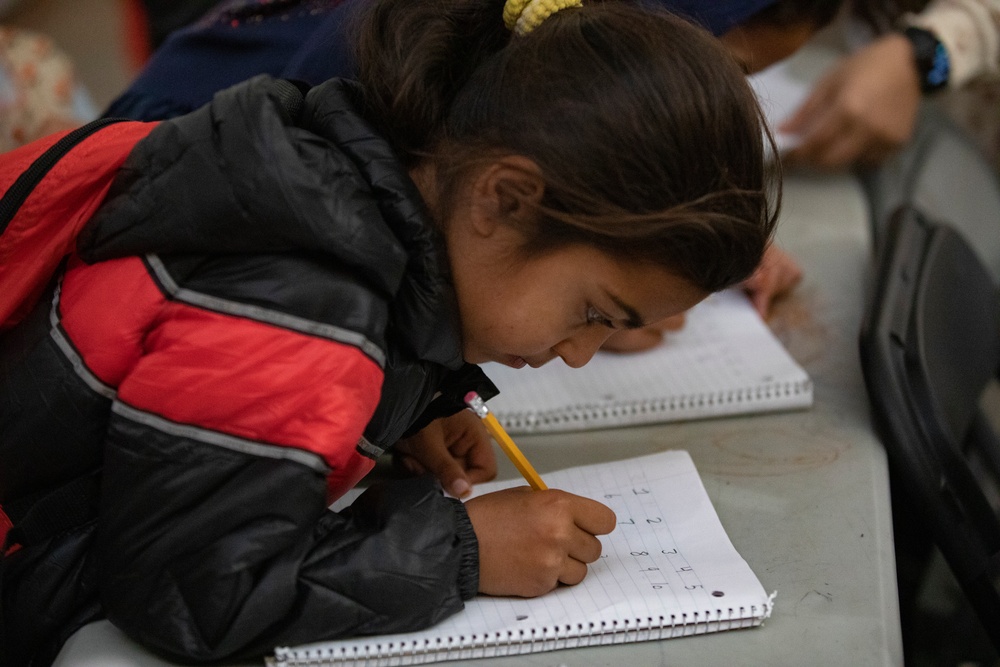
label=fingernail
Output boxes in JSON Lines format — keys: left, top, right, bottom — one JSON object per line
{"left": 451, "top": 479, "right": 471, "bottom": 498}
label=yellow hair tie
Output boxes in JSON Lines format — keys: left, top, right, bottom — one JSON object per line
{"left": 503, "top": 0, "right": 583, "bottom": 36}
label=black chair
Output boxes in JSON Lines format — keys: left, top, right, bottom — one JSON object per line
{"left": 857, "top": 105, "right": 1000, "bottom": 282}
{"left": 860, "top": 205, "right": 1000, "bottom": 651}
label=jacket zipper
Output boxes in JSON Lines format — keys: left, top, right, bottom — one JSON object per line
{"left": 0, "top": 117, "right": 130, "bottom": 234}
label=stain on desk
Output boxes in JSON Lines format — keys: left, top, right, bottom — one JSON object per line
{"left": 699, "top": 424, "right": 848, "bottom": 476}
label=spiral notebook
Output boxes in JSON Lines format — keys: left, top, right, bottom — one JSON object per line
{"left": 269, "top": 450, "right": 774, "bottom": 667}
{"left": 480, "top": 289, "right": 812, "bottom": 434}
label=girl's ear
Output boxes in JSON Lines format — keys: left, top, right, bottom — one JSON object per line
{"left": 470, "top": 155, "right": 545, "bottom": 236}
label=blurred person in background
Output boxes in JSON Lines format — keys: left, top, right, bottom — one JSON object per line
{"left": 782, "top": 0, "right": 1000, "bottom": 171}
{"left": 0, "top": 17, "right": 97, "bottom": 151}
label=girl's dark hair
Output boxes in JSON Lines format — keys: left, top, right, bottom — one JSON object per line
{"left": 355, "top": 0, "right": 779, "bottom": 293}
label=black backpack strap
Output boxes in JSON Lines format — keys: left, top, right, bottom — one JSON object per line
{"left": 0, "top": 117, "right": 131, "bottom": 234}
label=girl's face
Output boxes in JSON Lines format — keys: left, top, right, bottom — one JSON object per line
{"left": 447, "top": 221, "right": 708, "bottom": 369}
{"left": 414, "top": 155, "right": 708, "bottom": 370}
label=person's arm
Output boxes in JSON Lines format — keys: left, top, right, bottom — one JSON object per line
{"left": 782, "top": 0, "right": 1000, "bottom": 169}
{"left": 88, "top": 264, "right": 478, "bottom": 661}
{"left": 781, "top": 32, "right": 923, "bottom": 168}
{"left": 908, "top": 0, "right": 1000, "bottom": 86}
{"left": 89, "top": 257, "right": 610, "bottom": 662}
{"left": 100, "top": 429, "right": 475, "bottom": 660}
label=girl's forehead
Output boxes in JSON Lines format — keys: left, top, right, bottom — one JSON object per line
{"left": 536, "top": 244, "right": 708, "bottom": 316}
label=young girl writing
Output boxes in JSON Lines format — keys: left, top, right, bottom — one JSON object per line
{"left": 0, "top": 0, "right": 777, "bottom": 664}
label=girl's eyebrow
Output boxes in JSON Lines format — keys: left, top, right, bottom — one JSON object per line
{"left": 607, "top": 293, "right": 645, "bottom": 330}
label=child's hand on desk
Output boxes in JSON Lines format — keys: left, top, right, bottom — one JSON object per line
{"left": 600, "top": 313, "right": 686, "bottom": 353}
{"left": 740, "top": 244, "right": 803, "bottom": 317}
{"left": 465, "top": 488, "right": 616, "bottom": 597}
{"left": 395, "top": 410, "right": 498, "bottom": 499}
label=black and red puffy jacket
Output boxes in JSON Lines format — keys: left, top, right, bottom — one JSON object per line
{"left": 0, "top": 76, "right": 495, "bottom": 666}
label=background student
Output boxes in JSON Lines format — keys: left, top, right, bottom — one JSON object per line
{"left": 0, "top": 1, "right": 777, "bottom": 665}
{"left": 782, "top": 0, "right": 1000, "bottom": 171}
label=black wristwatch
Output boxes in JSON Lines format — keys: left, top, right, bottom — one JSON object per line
{"left": 903, "top": 26, "right": 950, "bottom": 93}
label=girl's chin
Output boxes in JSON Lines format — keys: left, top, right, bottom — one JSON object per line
{"left": 470, "top": 352, "right": 527, "bottom": 369}
{"left": 505, "top": 356, "right": 528, "bottom": 369}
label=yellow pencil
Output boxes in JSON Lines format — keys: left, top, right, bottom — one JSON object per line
{"left": 465, "top": 391, "right": 547, "bottom": 490}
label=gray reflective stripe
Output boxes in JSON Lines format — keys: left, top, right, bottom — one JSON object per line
{"left": 356, "top": 436, "right": 385, "bottom": 459}
{"left": 145, "top": 254, "right": 387, "bottom": 367}
{"left": 48, "top": 282, "right": 117, "bottom": 399}
{"left": 112, "top": 401, "right": 331, "bottom": 473}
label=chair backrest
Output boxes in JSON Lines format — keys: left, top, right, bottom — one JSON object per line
{"left": 860, "top": 206, "right": 1000, "bottom": 649}
{"left": 858, "top": 104, "right": 1000, "bottom": 283}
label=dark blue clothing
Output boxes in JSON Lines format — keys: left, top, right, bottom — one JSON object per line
{"left": 106, "top": 0, "right": 360, "bottom": 120}
{"left": 105, "top": 0, "right": 775, "bottom": 122}
{"left": 649, "top": 0, "right": 775, "bottom": 35}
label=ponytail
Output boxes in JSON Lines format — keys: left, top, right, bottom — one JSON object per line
{"left": 355, "top": 0, "right": 779, "bottom": 293}
{"left": 354, "top": 0, "right": 511, "bottom": 162}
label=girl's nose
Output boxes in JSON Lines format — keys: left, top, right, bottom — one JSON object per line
{"left": 552, "top": 328, "right": 612, "bottom": 368}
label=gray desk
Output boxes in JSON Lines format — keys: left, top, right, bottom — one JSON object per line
{"left": 54, "top": 170, "right": 904, "bottom": 666}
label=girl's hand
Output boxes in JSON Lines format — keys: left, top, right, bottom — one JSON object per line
{"left": 599, "top": 313, "right": 686, "bottom": 353}
{"left": 465, "top": 487, "right": 616, "bottom": 597}
{"left": 394, "top": 410, "right": 497, "bottom": 498}
{"left": 741, "top": 243, "right": 803, "bottom": 317}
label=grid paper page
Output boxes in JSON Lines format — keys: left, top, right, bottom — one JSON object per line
{"left": 747, "top": 58, "right": 812, "bottom": 154}
{"left": 481, "top": 289, "right": 811, "bottom": 434}
{"left": 271, "top": 451, "right": 773, "bottom": 666}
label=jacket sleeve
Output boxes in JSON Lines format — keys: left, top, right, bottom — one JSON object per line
{"left": 79, "top": 265, "right": 479, "bottom": 662}
{"left": 98, "top": 430, "right": 478, "bottom": 662}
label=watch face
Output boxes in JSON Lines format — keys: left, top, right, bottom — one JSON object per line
{"left": 904, "top": 26, "right": 950, "bottom": 93}
{"left": 926, "top": 42, "right": 950, "bottom": 90}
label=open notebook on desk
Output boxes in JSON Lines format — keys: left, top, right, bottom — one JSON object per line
{"left": 270, "top": 450, "right": 774, "bottom": 667}
{"left": 481, "top": 289, "right": 812, "bottom": 435}
{"left": 748, "top": 56, "right": 812, "bottom": 154}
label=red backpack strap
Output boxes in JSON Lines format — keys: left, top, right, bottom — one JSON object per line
{"left": 0, "top": 505, "right": 14, "bottom": 555}
{"left": 0, "top": 118, "right": 158, "bottom": 331}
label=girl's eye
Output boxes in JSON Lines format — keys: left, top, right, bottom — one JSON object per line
{"left": 586, "top": 306, "right": 615, "bottom": 329}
